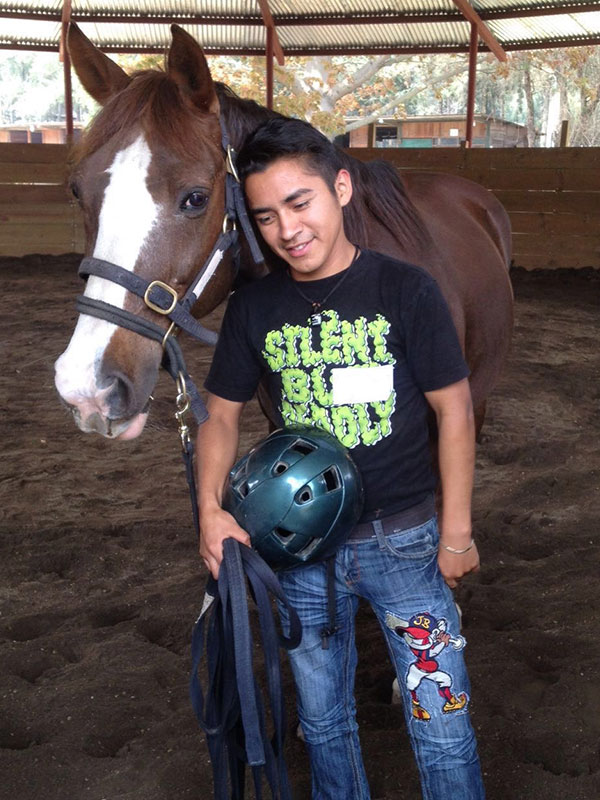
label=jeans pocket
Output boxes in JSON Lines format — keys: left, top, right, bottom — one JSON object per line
{"left": 380, "top": 518, "right": 438, "bottom": 560}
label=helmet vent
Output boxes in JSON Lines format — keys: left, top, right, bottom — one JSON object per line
{"left": 296, "top": 487, "right": 313, "bottom": 505}
{"left": 296, "top": 538, "right": 321, "bottom": 560}
{"left": 273, "top": 461, "right": 288, "bottom": 475}
{"left": 291, "top": 439, "right": 316, "bottom": 456}
{"left": 274, "top": 527, "right": 294, "bottom": 544}
{"left": 323, "top": 467, "right": 341, "bottom": 492}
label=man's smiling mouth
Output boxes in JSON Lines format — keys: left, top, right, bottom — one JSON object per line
{"left": 286, "top": 239, "right": 313, "bottom": 257}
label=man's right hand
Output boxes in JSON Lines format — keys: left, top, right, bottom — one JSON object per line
{"left": 199, "top": 506, "right": 251, "bottom": 579}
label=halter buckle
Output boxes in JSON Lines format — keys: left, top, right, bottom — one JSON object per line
{"left": 225, "top": 144, "right": 240, "bottom": 183}
{"left": 144, "top": 280, "right": 178, "bottom": 315}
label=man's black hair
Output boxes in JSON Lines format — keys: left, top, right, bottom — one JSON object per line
{"left": 237, "top": 117, "right": 344, "bottom": 192}
{"left": 236, "top": 116, "right": 427, "bottom": 255}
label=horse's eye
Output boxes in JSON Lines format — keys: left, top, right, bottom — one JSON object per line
{"left": 181, "top": 190, "right": 209, "bottom": 215}
{"left": 70, "top": 182, "right": 81, "bottom": 201}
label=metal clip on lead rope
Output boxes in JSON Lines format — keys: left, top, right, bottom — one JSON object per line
{"left": 175, "top": 372, "right": 192, "bottom": 451}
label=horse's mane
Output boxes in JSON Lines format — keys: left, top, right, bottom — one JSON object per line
{"left": 73, "top": 70, "right": 426, "bottom": 252}
{"left": 340, "top": 151, "right": 427, "bottom": 253}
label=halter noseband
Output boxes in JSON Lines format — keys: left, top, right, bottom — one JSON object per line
{"left": 74, "top": 118, "right": 265, "bottom": 428}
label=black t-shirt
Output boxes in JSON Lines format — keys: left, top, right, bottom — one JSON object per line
{"left": 205, "top": 249, "right": 469, "bottom": 521}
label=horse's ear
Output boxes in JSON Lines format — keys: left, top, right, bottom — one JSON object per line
{"left": 67, "top": 22, "right": 130, "bottom": 105}
{"left": 167, "top": 24, "right": 220, "bottom": 116}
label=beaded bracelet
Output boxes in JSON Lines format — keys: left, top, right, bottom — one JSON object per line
{"left": 440, "top": 538, "right": 475, "bottom": 555}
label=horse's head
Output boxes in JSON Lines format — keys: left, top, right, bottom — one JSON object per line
{"left": 55, "top": 24, "right": 235, "bottom": 439}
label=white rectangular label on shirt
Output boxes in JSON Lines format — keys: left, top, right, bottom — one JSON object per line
{"left": 331, "top": 365, "right": 394, "bottom": 405}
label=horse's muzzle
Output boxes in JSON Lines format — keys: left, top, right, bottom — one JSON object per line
{"left": 64, "top": 400, "right": 149, "bottom": 439}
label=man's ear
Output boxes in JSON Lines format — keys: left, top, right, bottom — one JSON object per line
{"left": 335, "top": 168, "right": 353, "bottom": 207}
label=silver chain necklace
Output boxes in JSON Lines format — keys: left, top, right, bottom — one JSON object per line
{"left": 289, "top": 245, "right": 360, "bottom": 327}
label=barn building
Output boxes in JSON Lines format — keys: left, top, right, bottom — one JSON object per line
{"left": 0, "top": 123, "right": 83, "bottom": 145}
{"left": 347, "top": 115, "right": 528, "bottom": 149}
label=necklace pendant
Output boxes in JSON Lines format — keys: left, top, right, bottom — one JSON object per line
{"left": 309, "top": 302, "right": 322, "bottom": 327}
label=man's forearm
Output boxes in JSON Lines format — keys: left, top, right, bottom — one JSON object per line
{"left": 426, "top": 379, "right": 480, "bottom": 588}
{"left": 196, "top": 406, "right": 240, "bottom": 514}
{"left": 195, "top": 396, "right": 250, "bottom": 577}
{"left": 436, "top": 403, "right": 475, "bottom": 546}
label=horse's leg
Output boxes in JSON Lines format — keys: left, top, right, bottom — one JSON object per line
{"left": 473, "top": 399, "right": 487, "bottom": 442}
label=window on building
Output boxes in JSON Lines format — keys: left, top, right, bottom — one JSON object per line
{"left": 9, "top": 130, "right": 28, "bottom": 144}
{"left": 375, "top": 126, "right": 398, "bottom": 148}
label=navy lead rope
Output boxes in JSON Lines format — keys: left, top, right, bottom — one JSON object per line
{"left": 190, "top": 539, "right": 302, "bottom": 800}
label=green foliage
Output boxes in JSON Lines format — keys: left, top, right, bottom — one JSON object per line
{"left": 0, "top": 51, "right": 98, "bottom": 125}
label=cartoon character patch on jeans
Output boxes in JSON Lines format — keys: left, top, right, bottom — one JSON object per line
{"left": 385, "top": 611, "right": 468, "bottom": 721}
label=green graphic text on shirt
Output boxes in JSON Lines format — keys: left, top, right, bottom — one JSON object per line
{"left": 262, "top": 309, "right": 397, "bottom": 448}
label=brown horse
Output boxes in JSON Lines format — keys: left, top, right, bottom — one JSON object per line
{"left": 54, "top": 23, "right": 513, "bottom": 441}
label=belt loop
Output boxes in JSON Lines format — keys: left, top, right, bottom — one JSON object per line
{"left": 372, "top": 519, "right": 386, "bottom": 547}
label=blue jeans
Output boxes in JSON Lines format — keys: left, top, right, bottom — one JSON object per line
{"left": 278, "top": 516, "right": 485, "bottom": 800}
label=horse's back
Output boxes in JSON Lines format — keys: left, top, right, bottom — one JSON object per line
{"left": 401, "top": 169, "right": 511, "bottom": 270}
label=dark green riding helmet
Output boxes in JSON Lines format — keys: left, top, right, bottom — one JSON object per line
{"left": 223, "top": 425, "right": 364, "bottom": 570}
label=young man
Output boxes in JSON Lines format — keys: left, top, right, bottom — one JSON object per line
{"left": 196, "top": 117, "right": 484, "bottom": 800}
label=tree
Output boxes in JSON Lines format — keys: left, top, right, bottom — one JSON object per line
{"left": 477, "top": 46, "right": 599, "bottom": 146}
{"left": 0, "top": 51, "right": 98, "bottom": 125}
{"left": 270, "top": 54, "right": 470, "bottom": 135}
{"left": 3, "top": 45, "right": 600, "bottom": 146}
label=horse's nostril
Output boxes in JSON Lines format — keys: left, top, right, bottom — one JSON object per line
{"left": 103, "top": 372, "right": 136, "bottom": 419}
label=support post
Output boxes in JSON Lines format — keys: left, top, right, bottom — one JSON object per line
{"left": 465, "top": 21, "right": 478, "bottom": 148}
{"left": 60, "top": 0, "right": 74, "bottom": 145}
{"left": 266, "top": 26, "right": 274, "bottom": 110}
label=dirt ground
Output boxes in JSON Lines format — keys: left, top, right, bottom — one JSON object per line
{"left": 0, "top": 254, "right": 599, "bottom": 800}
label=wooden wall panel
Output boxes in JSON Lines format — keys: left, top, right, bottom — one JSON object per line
{"left": 349, "top": 147, "right": 600, "bottom": 170}
{"left": 1, "top": 222, "right": 85, "bottom": 250}
{"left": 0, "top": 161, "right": 69, "bottom": 184}
{"left": 1, "top": 143, "right": 598, "bottom": 269}
{"left": 0, "top": 143, "right": 83, "bottom": 257}
{"left": 0, "top": 184, "right": 73, "bottom": 205}
{"left": 509, "top": 212, "right": 599, "bottom": 236}
{"left": 0, "top": 142, "right": 72, "bottom": 164}
{"left": 347, "top": 146, "right": 600, "bottom": 270}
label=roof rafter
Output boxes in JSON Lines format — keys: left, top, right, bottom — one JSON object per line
{"left": 1, "top": 2, "right": 599, "bottom": 57}
{"left": 5, "top": 36, "right": 599, "bottom": 57}
{"left": 256, "top": 0, "right": 284, "bottom": 66}
{"left": 451, "top": 0, "right": 507, "bottom": 62}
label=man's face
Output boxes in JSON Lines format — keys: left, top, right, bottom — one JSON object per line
{"left": 245, "top": 156, "right": 353, "bottom": 282}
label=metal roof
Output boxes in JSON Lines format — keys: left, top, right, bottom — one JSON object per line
{"left": 1, "top": 1, "right": 600, "bottom": 55}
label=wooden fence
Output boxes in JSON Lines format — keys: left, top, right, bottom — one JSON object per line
{"left": 1, "top": 142, "right": 599, "bottom": 269}
{"left": 349, "top": 147, "right": 600, "bottom": 270}
{"left": 0, "top": 143, "right": 83, "bottom": 257}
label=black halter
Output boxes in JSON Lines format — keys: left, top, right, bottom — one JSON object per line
{"left": 75, "top": 118, "right": 265, "bottom": 426}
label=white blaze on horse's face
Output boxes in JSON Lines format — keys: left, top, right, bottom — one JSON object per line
{"left": 54, "top": 134, "right": 159, "bottom": 439}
